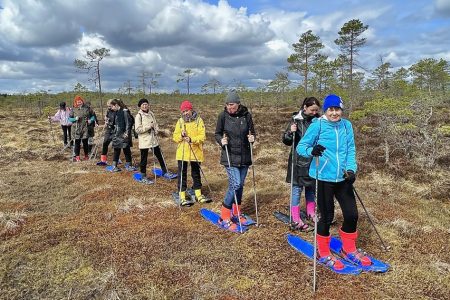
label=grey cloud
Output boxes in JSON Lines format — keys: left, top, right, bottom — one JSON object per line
{"left": 435, "top": 0, "right": 450, "bottom": 16}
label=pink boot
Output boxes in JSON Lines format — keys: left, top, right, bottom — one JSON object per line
{"left": 290, "top": 206, "right": 309, "bottom": 231}
{"left": 306, "top": 201, "right": 315, "bottom": 219}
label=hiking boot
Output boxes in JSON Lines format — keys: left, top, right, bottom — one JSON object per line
{"left": 341, "top": 249, "right": 372, "bottom": 267}
{"left": 231, "top": 212, "right": 255, "bottom": 226}
{"left": 124, "top": 163, "right": 137, "bottom": 171}
{"left": 109, "top": 166, "right": 121, "bottom": 172}
{"left": 140, "top": 177, "right": 154, "bottom": 185}
{"left": 97, "top": 155, "right": 108, "bottom": 166}
{"left": 83, "top": 155, "right": 89, "bottom": 161}
{"left": 74, "top": 156, "right": 81, "bottom": 162}
{"left": 318, "top": 255, "right": 345, "bottom": 271}
{"left": 218, "top": 218, "right": 239, "bottom": 232}
{"left": 162, "top": 171, "right": 177, "bottom": 179}
{"left": 196, "top": 194, "right": 211, "bottom": 203}
{"left": 180, "top": 198, "right": 192, "bottom": 206}
{"left": 290, "top": 222, "right": 312, "bottom": 232}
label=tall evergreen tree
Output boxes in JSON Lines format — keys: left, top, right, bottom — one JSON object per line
{"left": 287, "top": 30, "right": 324, "bottom": 94}
{"left": 335, "top": 19, "right": 368, "bottom": 105}
{"left": 74, "top": 47, "right": 110, "bottom": 115}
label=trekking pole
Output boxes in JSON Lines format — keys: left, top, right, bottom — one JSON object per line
{"left": 352, "top": 186, "right": 391, "bottom": 251}
{"left": 289, "top": 132, "right": 296, "bottom": 225}
{"left": 313, "top": 156, "right": 319, "bottom": 293}
{"left": 153, "top": 130, "right": 171, "bottom": 178}
{"left": 48, "top": 118, "right": 57, "bottom": 146}
{"left": 70, "top": 121, "right": 79, "bottom": 162}
{"left": 177, "top": 126, "right": 186, "bottom": 210}
{"left": 186, "top": 141, "right": 212, "bottom": 194}
{"left": 89, "top": 125, "right": 104, "bottom": 160}
{"left": 151, "top": 146, "right": 157, "bottom": 184}
{"left": 61, "top": 137, "right": 75, "bottom": 153}
{"left": 182, "top": 122, "right": 212, "bottom": 193}
{"left": 223, "top": 133, "right": 243, "bottom": 233}
{"left": 249, "top": 136, "right": 259, "bottom": 226}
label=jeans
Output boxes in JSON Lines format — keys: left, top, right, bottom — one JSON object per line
{"left": 223, "top": 166, "right": 249, "bottom": 208}
{"left": 291, "top": 185, "right": 315, "bottom": 206}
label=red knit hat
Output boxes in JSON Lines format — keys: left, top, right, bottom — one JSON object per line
{"left": 73, "top": 95, "right": 85, "bottom": 108}
{"left": 180, "top": 100, "right": 193, "bottom": 111}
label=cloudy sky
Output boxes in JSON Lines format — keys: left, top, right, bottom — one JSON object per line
{"left": 1, "top": 0, "right": 449, "bottom": 94}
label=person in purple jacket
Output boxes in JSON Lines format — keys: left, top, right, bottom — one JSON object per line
{"left": 48, "top": 101, "right": 73, "bottom": 147}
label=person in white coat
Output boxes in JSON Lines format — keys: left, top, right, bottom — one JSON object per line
{"left": 135, "top": 98, "right": 176, "bottom": 184}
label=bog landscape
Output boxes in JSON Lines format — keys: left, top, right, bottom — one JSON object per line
{"left": 0, "top": 91, "right": 449, "bottom": 299}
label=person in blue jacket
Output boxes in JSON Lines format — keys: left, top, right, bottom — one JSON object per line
{"left": 297, "top": 94, "right": 372, "bottom": 271}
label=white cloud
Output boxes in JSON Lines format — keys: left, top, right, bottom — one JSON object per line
{"left": 0, "top": 0, "right": 449, "bottom": 94}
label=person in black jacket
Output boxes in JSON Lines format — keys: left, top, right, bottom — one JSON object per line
{"left": 97, "top": 99, "right": 116, "bottom": 165}
{"left": 109, "top": 99, "right": 136, "bottom": 172}
{"left": 282, "top": 97, "right": 321, "bottom": 230}
{"left": 214, "top": 89, "right": 256, "bottom": 232}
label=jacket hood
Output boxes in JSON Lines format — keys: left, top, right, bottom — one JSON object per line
{"left": 224, "top": 104, "right": 249, "bottom": 117}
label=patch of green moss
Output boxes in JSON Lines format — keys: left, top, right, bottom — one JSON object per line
{"left": 437, "top": 125, "right": 450, "bottom": 136}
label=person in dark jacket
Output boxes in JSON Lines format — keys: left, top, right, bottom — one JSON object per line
{"left": 68, "top": 95, "right": 95, "bottom": 162}
{"left": 97, "top": 99, "right": 116, "bottom": 165}
{"left": 214, "top": 89, "right": 256, "bottom": 232}
{"left": 282, "top": 97, "right": 321, "bottom": 230}
{"left": 109, "top": 99, "right": 136, "bottom": 172}
{"left": 85, "top": 101, "right": 99, "bottom": 155}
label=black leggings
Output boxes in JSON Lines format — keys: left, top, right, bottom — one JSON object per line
{"left": 113, "top": 147, "right": 132, "bottom": 163}
{"left": 317, "top": 180, "right": 358, "bottom": 236}
{"left": 101, "top": 139, "right": 111, "bottom": 155}
{"left": 177, "top": 161, "right": 201, "bottom": 191}
{"left": 74, "top": 138, "right": 88, "bottom": 156}
{"left": 101, "top": 133, "right": 112, "bottom": 155}
{"left": 139, "top": 146, "right": 167, "bottom": 174}
{"left": 62, "top": 125, "right": 72, "bottom": 145}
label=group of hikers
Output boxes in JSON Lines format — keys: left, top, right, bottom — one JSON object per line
{"left": 49, "top": 90, "right": 373, "bottom": 271}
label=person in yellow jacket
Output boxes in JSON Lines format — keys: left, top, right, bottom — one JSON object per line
{"left": 172, "top": 100, "right": 208, "bottom": 205}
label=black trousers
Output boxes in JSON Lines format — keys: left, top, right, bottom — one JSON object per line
{"left": 317, "top": 180, "right": 358, "bottom": 236}
{"left": 101, "top": 140, "right": 111, "bottom": 155}
{"left": 177, "top": 160, "right": 201, "bottom": 191}
{"left": 139, "top": 146, "right": 167, "bottom": 174}
{"left": 113, "top": 146, "right": 132, "bottom": 163}
{"left": 62, "top": 125, "right": 72, "bottom": 145}
{"left": 101, "top": 133, "right": 112, "bottom": 155}
{"left": 74, "top": 138, "right": 88, "bottom": 156}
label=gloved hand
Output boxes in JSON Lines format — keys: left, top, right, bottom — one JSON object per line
{"left": 248, "top": 134, "right": 255, "bottom": 143}
{"left": 344, "top": 170, "right": 356, "bottom": 184}
{"left": 311, "top": 144, "right": 326, "bottom": 156}
{"left": 75, "top": 116, "right": 80, "bottom": 121}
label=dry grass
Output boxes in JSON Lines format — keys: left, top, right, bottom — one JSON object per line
{"left": 0, "top": 106, "right": 449, "bottom": 300}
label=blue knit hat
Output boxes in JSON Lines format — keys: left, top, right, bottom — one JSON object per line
{"left": 322, "top": 94, "right": 344, "bottom": 112}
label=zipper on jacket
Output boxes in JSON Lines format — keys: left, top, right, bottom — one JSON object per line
{"left": 319, "top": 158, "right": 328, "bottom": 174}
{"left": 335, "top": 126, "right": 340, "bottom": 182}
